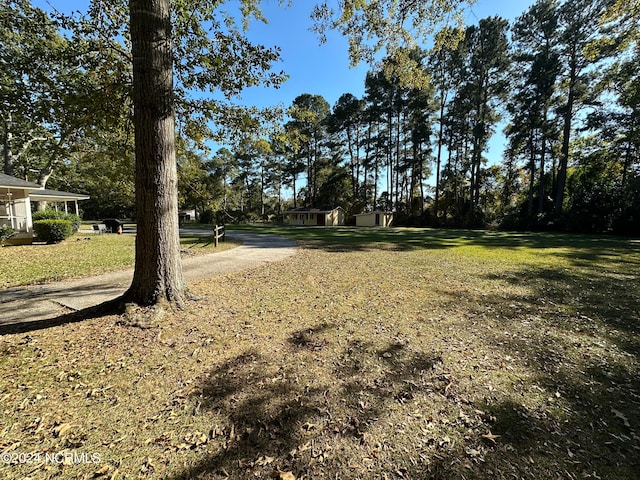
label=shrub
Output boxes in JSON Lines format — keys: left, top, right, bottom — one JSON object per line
{"left": 199, "top": 209, "right": 216, "bottom": 225}
{"left": 33, "top": 219, "right": 74, "bottom": 244}
{"left": 0, "top": 225, "right": 16, "bottom": 245}
{"left": 32, "top": 210, "right": 82, "bottom": 233}
{"left": 32, "top": 209, "right": 64, "bottom": 221}
{"left": 68, "top": 214, "right": 82, "bottom": 233}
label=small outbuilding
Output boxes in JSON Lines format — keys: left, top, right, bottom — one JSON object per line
{"left": 178, "top": 209, "right": 196, "bottom": 225}
{"left": 283, "top": 207, "right": 345, "bottom": 226}
{"left": 355, "top": 211, "right": 394, "bottom": 227}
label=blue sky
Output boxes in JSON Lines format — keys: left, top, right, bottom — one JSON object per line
{"left": 237, "top": 0, "right": 535, "bottom": 111}
{"left": 34, "top": 0, "right": 534, "bottom": 111}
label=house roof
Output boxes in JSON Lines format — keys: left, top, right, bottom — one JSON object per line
{"left": 0, "top": 173, "right": 42, "bottom": 190}
{"left": 355, "top": 210, "right": 393, "bottom": 216}
{"left": 29, "top": 188, "right": 91, "bottom": 202}
{"left": 30, "top": 188, "right": 90, "bottom": 202}
{"left": 0, "top": 174, "right": 89, "bottom": 201}
{"left": 283, "top": 206, "right": 345, "bottom": 214}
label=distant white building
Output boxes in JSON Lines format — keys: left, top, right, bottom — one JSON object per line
{"left": 179, "top": 209, "right": 196, "bottom": 223}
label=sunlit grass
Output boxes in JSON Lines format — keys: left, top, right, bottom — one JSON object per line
{"left": 0, "top": 232, "right": 238, "bottom": 288}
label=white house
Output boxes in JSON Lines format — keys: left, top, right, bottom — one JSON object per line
{"left": 0, "top": 173, "right": 89, "bottom": 245}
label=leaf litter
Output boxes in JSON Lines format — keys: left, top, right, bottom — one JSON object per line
{"left": 0, "top": 238, "right": 639, "bottom": 479}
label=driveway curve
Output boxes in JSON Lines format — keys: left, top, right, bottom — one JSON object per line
{"left": 0, "top": 232, "right": 297, "bottom": 327}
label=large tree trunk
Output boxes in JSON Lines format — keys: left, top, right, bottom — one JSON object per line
{"left": 292, "top": 174, "right": 297, "bottom": 209}
{"left": 125, "top": 0, "right": 187, "bottom": 307}
{"left": 434, "top": 98, "right": 445, "bottom": 218}
{"left": 527, "top": 129, "right": 536, "bottom": 219}
{"left": 2, "top": 112, "right": 14, "bottom": 176}
{"left": 554, "top": 60, "right": 576, "bottom": 219}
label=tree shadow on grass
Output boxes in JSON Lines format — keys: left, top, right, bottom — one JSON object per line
{"left": 287, "top": 321, "right": 336, "bottom": 350}
{"left": 375, "top": 288, "right": 640, "bottom": 479}
{"left": 178, "top": 329, "right": 635, "bottom": 479}
{"left": 166, "top": 327, "right": 446, "bottom": 480}
{"left": 235, "top": 225, "right": 640, "bottom": 263}
{"left": 0, "top": 297, "right": 125, "bottom": 336}
{"left": 484, "top": 263, "right": 640, "bottom": 355}
{"left": 324, "top": 259, "right": 639, "bottom": 479}
{"left": 472, "top": 336, "right": 640, "bottom": 479}
{"left": 162, "top": 281, "right": 639, "bottom": 480}
{"left": 447, "top": 264, "right": 640, "bottom": 479}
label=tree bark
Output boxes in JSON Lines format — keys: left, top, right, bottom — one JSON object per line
{"left": 527, "top": 129, "right": 536, "bottom": 219}
{"left": 292, "top": 173, "right": 297, "bottom": 209}
{"left": 434, "top": 97, "right": 445, "bottom": 218}
{"left": 125, "top": 0, "right": 187, "bottom": 307}
{"left": 2, "top": 112, "right": 14, "bottom": 176}
{"left": 538, "top": 130, "right": 547, "bottom": 215}
{"left": 554, "top": 57, "right": 576, "bottom": 219}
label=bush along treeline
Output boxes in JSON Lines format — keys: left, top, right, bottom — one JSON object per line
{"left": 4, "top": 0, "right": 637, "bottom": 234}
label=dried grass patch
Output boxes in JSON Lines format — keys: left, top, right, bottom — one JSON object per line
{"left": 1, "top": 238, "right": 639, "bottom": 479}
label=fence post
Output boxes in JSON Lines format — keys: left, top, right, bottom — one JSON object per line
{"left": 214, "top": 225, "right": 219, "bottom": 247}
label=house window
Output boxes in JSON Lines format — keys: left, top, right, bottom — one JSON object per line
{"left": 0, "top": 194, "right": 28, "bottom": 232}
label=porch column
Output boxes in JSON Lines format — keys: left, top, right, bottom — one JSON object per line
{"left": 25, "top": 197, "right": 33, "bottom": 232}
{"left": 7, "top": 192, "right": 15, "bottom": 229}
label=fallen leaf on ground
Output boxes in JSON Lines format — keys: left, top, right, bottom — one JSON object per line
{"left": 271, "top": 469, "right": 296, "bottom": 480}
{"left": 611, "top": 408, "right": 631, "bottom": 427}
{"left": 481, "top": 432, "right": 501, "bottom": 443}
{"left": 93, "top": 464, "right": 111, "bottom": 477}
{"left": 52, "top": 423, "right": 74, "bottom": 437}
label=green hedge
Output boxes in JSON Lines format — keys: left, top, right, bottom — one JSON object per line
{"left": 33, "top": 219, "right": 74, "bottom": 244}
{"left": 32, "top": 210, "right": 81, "bottom": 233}
{"left": 0, "top": 225, "right": 16, "bottom": 245}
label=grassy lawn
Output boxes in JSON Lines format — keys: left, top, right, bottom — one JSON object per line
{"left": 0, "top": 227, "right": 639, "bottom": 479}
{"left": 0, "top": 232, "right": 239, "bottom": 288}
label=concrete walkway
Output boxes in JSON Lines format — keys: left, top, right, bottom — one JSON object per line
{"left": 0, "top": 232, "right": 297, "bottom": 327}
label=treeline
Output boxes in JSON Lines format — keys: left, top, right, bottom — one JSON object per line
{"left": 192, "top": 0, "right": 638, "bottom": 234}
{"left": 2, "top": 0, "right": 637, "bottom": 234}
